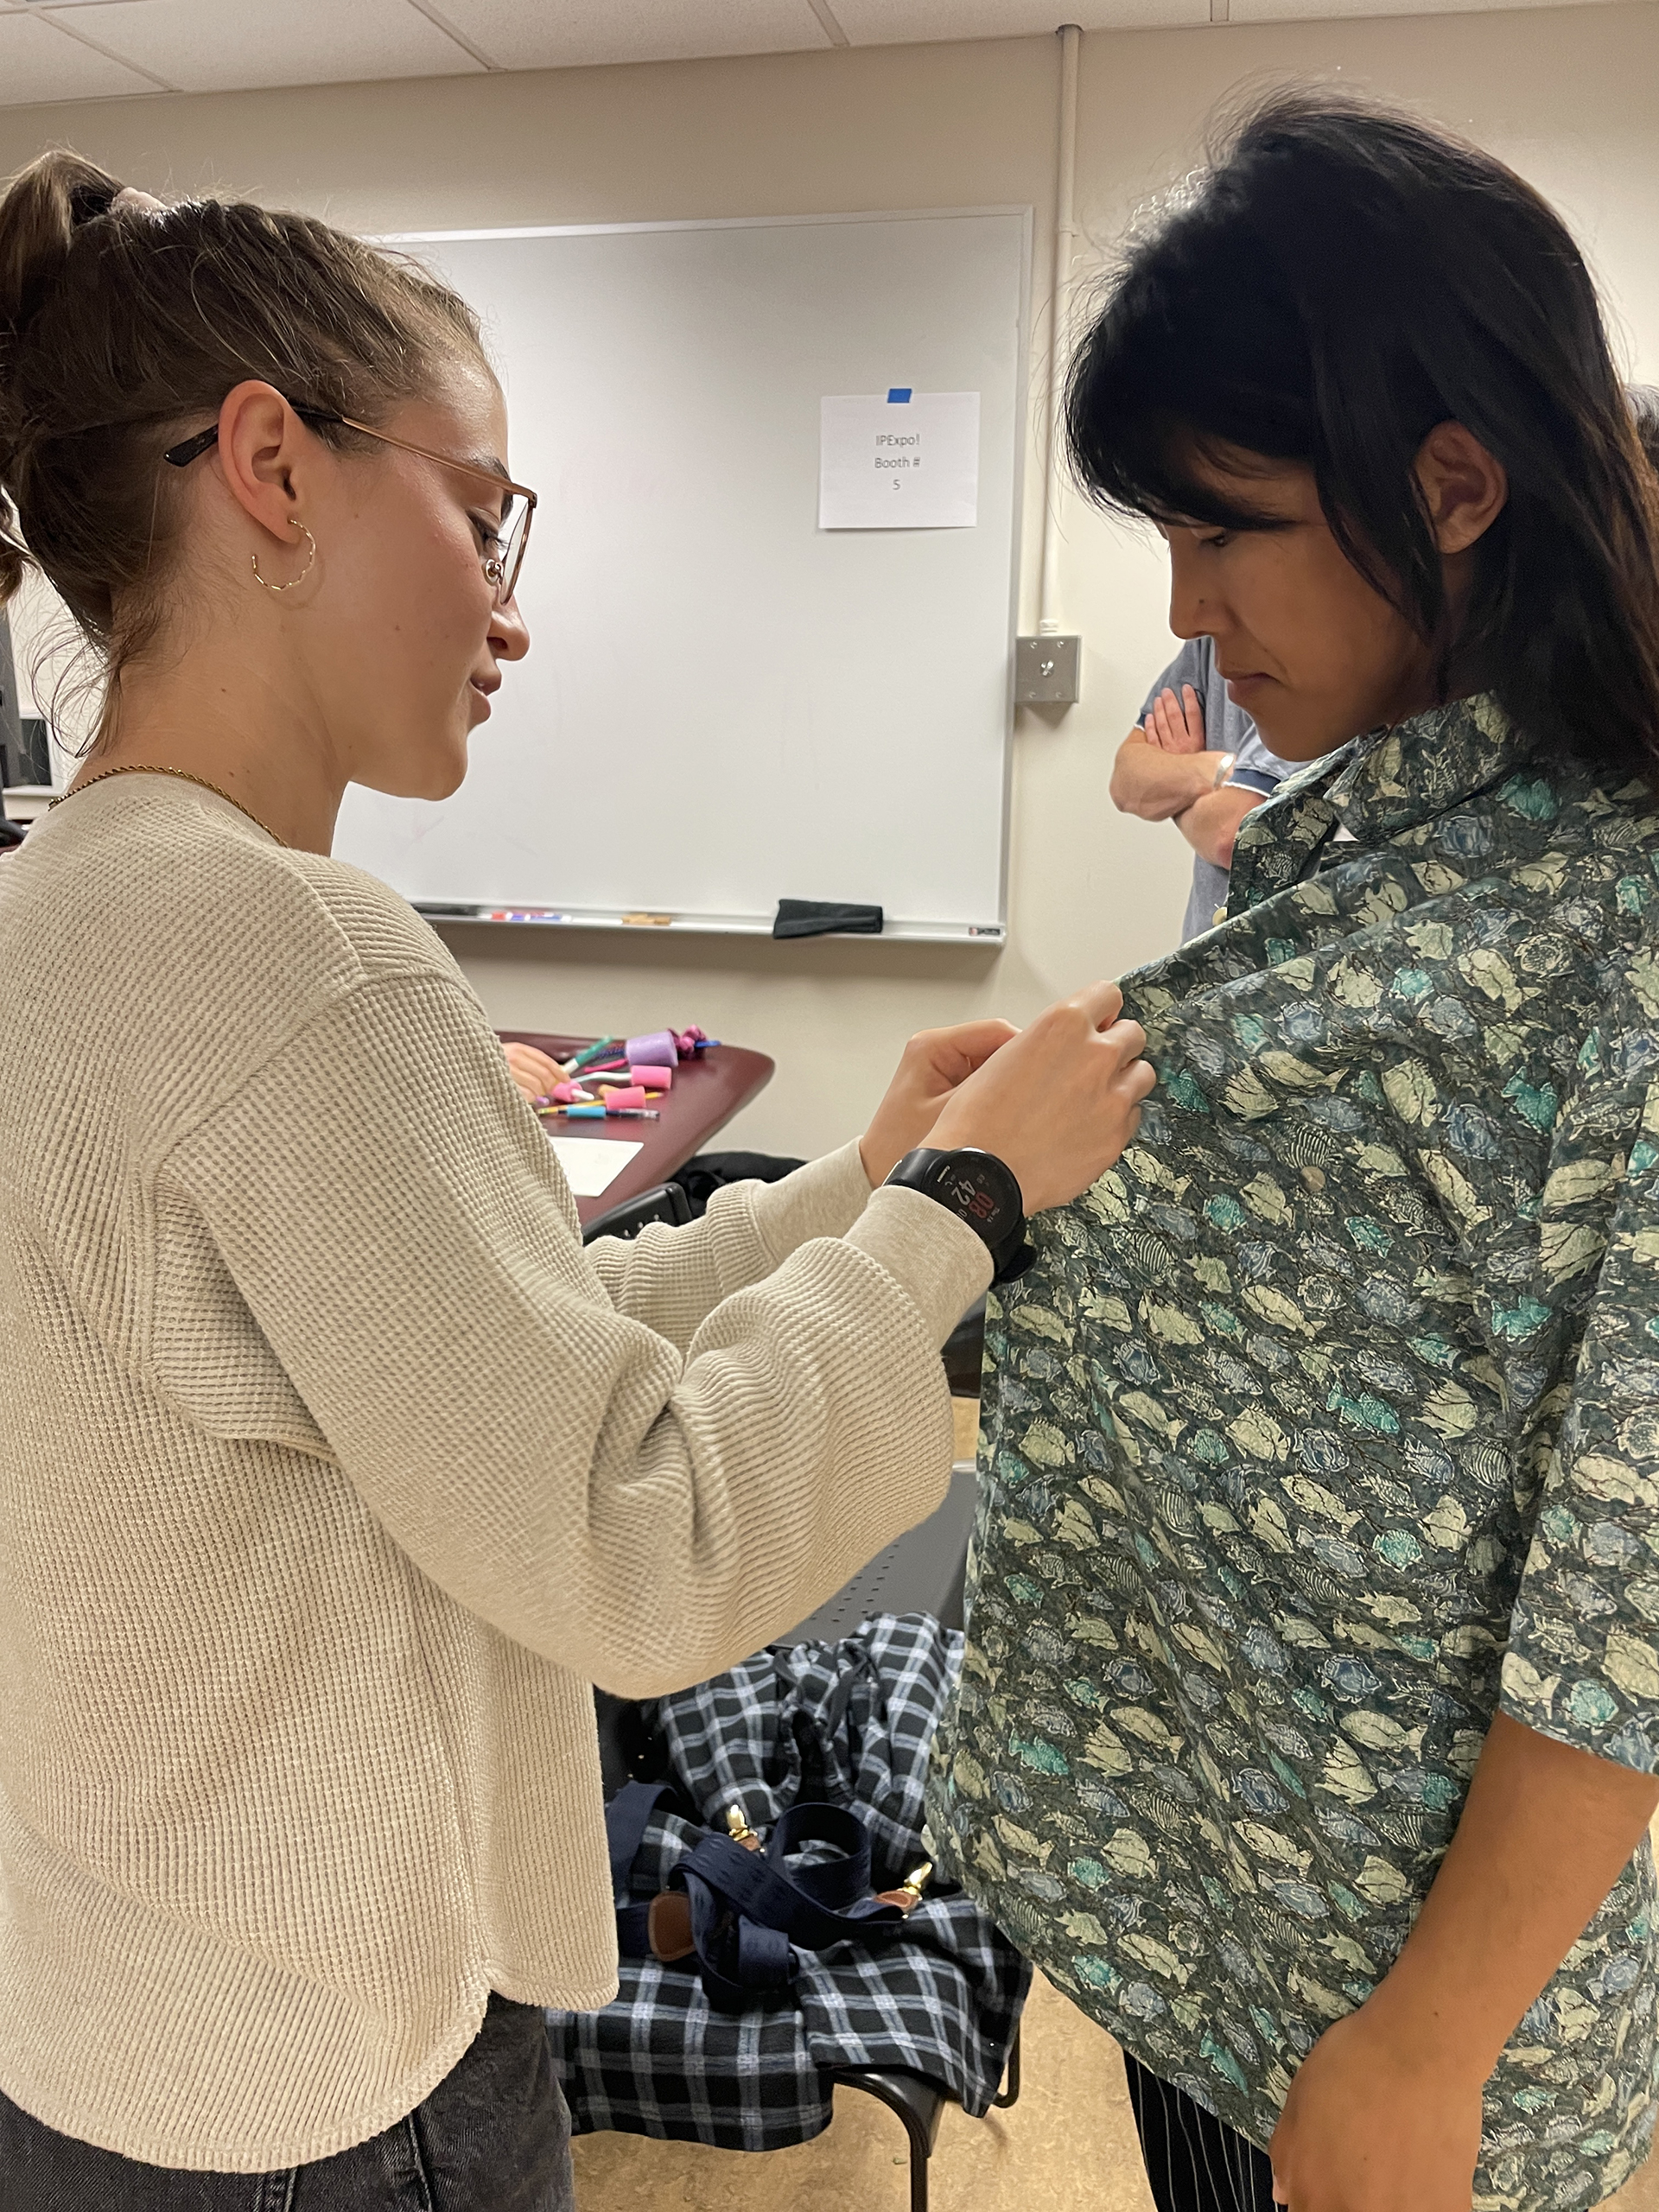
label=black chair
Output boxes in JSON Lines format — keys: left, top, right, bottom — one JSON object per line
{"left": 589, "top": 1451, "right": 1021, "bottom": 2209}
{"left": 582, "top": 1181, "right": 692, "bottom": 1244}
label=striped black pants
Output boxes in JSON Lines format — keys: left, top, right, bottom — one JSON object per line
{"left": 1125, "top": 2052, "right": 1279, "bottom": 2212}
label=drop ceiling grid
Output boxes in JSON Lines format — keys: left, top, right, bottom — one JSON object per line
{"left": 0, "top": 0, "right": 1630, "bottom": 114}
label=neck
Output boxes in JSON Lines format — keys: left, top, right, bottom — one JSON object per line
{"left": 78, "top": 632, "right": 346, "bottom": 855}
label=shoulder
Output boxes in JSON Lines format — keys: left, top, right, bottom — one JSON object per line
{"left": 1141, "top": 635, "right": 1212, "bottom": 713}
{"left": 1, "top": 776, "right": 467, "bottom": 1091}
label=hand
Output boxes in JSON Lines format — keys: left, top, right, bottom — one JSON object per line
{"left": 1110, "top": 720, "right": 1224, "bottom": 822}
{"left": 859, "top": 1020, "right": 1020, "bottom": 1187}
{"left": 925, "top": 982, "right": 1155, "bottom": 1214}
{"left": 1144, "top": 683, "right": 1206, "bottom": 753}
{"left": 1268, "top": 2005, "right": 1484, "bottom": 2212}
{"left": 502, "top": 1040, "right": 568, "bottom": 1101}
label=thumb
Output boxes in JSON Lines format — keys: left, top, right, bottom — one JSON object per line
{"left": 1071, "top": 979, "right": 1128, "bottom": 1033}
{"left": 944, "top": 1018, "right": 1021, "bottom": 1071}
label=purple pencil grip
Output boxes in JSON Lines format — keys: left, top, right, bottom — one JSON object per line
{"left": 627, "top": 1030, "right": 677, "bottom": 1070}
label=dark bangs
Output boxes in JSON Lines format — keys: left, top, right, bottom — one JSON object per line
{"left": 1065, "top": 89, "right": 1659, "bottom": 783}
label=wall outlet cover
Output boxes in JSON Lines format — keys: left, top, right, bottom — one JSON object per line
{"left": 1014, "top": 633, "right": 1082, "bottom": 705}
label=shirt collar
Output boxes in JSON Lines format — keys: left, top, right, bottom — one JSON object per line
{"left": 1318, "top": 691, "right": 1525, "bottom": 843}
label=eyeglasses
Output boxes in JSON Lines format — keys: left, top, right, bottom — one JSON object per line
{"left": 162, "top": 404, "right": 537, "bottom": 608}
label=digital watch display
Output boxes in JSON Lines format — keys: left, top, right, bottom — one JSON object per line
{"left": 883, "top": 1147, "right": 1033, "bottom": 1283}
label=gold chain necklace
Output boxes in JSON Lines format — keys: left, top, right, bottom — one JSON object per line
{"left": 48, "top": 763, "right": 285, "bottom": 848}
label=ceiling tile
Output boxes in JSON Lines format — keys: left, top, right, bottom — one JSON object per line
{"left": 426, "top": 0, "right": 831, "bottom": 71}
{"left": 830, "top": 0, "right": 1206, "bottom": 35}
{"left": 0, "top": 7, "right": 162, "bottom": 104}
{"left": 50, "top": 0, "right": 486, "bottom": 92}
{"left": 1230, "top": 0, "right": 1605, "bottom": 17}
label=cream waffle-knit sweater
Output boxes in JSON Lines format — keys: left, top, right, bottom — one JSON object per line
{"left": 0, "top": 774, "right": 991, "bottom": 2172}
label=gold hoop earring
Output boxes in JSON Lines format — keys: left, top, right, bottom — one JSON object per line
{"left": 251, "top": 518, "right": 316, "bottom": 595}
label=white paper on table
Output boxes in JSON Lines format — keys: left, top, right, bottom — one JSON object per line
{"left": 545, "top": 1136, "right": 644, "bottom": 1198}
{"left": 818, "top": 391, "right": 980, "bottom": 530}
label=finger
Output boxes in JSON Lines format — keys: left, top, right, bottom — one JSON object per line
{"left": 916, "top": 1018, "right": 1021, "bottom": 1080}
{"left": 1116, "top": 1054, "right": 1158, "bottom": 1103}
{"left": 1182, "top": 683, "right": 1205, "bottom": 744}
{"left": 1098, "top": 1019, "right": 1150, "bottom": 1072}
{"left": 1070, "top": 980, "right": 1127, "bottom": 1032}
{"left": 926, "top": 1017, "right": 1020, "bottom": 1058}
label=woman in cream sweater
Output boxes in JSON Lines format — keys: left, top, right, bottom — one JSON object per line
{"left": 0, "top": 156, "right": 1151, "bottom": 2206}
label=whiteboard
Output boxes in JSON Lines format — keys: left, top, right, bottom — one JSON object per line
{"left": 332, "top": 209, "right": 1030, "bottom": 943}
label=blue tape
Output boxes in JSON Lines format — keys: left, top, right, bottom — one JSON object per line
{"left": 887, "top": 387, "right": 912, "bottom": 404}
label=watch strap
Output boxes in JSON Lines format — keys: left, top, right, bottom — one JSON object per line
{"left": 884, "top": 1146, "right": 1027, "bottom": 1281}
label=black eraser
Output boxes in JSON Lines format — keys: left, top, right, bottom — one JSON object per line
{"left": 773, "top": 899, "right": 884, "bottom": 939}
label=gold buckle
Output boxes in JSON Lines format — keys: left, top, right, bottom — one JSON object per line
{"left": 874, "top": 1860, "right": 933, "bottom": 1914}
{"left": 726, "top": 1804, "right": 763, "bottom": 1852}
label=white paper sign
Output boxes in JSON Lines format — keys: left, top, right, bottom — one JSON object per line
{"left": 546, "top": 1136, "right": 643, "bottom": 1198}
{"left": 818, "top": 391, "right": 980, "bottom": 530}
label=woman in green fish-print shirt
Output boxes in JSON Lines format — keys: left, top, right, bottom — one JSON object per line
{"left": 928, "top": 90, "right": 1659, "bottom": 2212}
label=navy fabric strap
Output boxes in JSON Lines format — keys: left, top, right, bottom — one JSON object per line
{"left": 607, "top": 1781, "right": 681, "bottom": 1897}
{"left": 607, "top": 1788, "right": 918, "bottom": 2007}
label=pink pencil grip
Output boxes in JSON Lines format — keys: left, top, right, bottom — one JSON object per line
{"left": 627, "top": 1030, "right": 677, "bottom": 1070}
{"left": 550, "top": 1081, "right": 592, "bottom": 1104}
{"left": 602, "top": 1087, "right": 652, "bottom": 1111}
{"left": 629, "top": 1064, "right": 674, "bottom": 1090}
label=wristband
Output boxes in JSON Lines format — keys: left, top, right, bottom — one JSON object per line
{"left": 1211, "top": 752, "right": 1237, "bottom": 791}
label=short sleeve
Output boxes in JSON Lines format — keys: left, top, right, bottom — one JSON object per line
{"left": 1138, "top": 639, "right": 1211, "bottom": 725}
{"left": 1501, "top": 1069, "right": 1659, "bottom": 1771}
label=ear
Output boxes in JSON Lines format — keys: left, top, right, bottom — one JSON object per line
{"left": 213, "top": 380, "right": 319, "bottom": 548}
{"left": 1414, "top": 421, "right": 1508, "bottom": 556}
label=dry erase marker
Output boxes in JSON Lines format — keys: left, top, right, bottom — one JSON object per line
{"left": 549, "top": 1104, "right": 659, "bottom": 1121}
{"left": 568, "top": 1038, "right": 621, "bottom": 1071}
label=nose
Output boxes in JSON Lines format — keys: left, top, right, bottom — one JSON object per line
{"left": 1166, "top": 537, "right": 1216, "bottom": 645}
{"left": 490, "top": 594, "right": 531, "bottom": 662}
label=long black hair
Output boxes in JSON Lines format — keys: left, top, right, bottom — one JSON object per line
{"left": 1065, "top": 89, "right": 1659, "bottom": 782}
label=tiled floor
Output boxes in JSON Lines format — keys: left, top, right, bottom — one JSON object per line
{"left": 567, "top": 1397, "right": 1659, "bottom": 2210}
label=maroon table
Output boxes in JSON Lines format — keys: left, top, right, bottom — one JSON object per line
{"left": 497, "top": 1032, "right": 775, "bottom": 1227}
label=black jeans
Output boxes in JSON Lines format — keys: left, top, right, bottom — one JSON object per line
{"left": 0, "top": 1993, "right": 575, "bottom": 2210}
{"left": 1125, "top": 2050, "right": 1278, "bottom": 2212}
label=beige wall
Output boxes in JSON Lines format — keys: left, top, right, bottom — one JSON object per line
{"left": 4, "top": 7, "right": 1656, "bottom": 1154}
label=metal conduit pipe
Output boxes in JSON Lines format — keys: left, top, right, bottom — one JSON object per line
{"left": 1038, "top": 21, "right": 1083, "bottom": 639}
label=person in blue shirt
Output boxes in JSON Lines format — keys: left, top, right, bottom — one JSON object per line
{"left": 1110, "top": 632, "right": 1296, "bottom": 940}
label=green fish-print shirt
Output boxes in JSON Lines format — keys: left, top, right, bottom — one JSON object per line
{"left": 929, "top": 695, "right": 1659, "bottom": 2210}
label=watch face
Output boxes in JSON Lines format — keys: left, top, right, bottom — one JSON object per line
{"left": 928, "top": 1152, "right": 1019, "bottom": 1244}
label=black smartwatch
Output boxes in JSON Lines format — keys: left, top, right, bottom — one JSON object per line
{"left": 883, "top": 1147, "right": 1033, "bottom": 1283}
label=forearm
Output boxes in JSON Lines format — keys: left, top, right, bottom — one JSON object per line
{"left": 1175, "top": 785, "right": 1264, "bottom": 867}
{"left": 586, "top": 1141, "right": 873, "bottom": 1347}
{"left": 1109, "top": 731, "right": 1226, "bottom": 820}
{"left": 1365, "top": 1711, "right": 1659, "bottom": 2076}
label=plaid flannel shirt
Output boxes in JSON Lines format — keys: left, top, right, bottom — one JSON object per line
{"left": 545, "top": 1611, "right": 1032, "bottom": 2151}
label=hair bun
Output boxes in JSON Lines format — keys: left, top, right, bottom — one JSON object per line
{"left": 0, "top": 149, "right": 127, "bottom": 353}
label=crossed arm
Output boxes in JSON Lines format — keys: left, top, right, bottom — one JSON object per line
{"left": 1110, "top": 682, "right": 1267, "bottom": 868}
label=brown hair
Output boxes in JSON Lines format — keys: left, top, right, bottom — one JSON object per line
{"left": 0, "top": 149, "right": 486, "bottom": 734}
{"left": 1632, "top": 385, "right": 1659, "bottom": 479}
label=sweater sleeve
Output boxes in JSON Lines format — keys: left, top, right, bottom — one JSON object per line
{"left": 581, "top": 1141, "right": 879, "bottom": 1351}
{"left": 163, "top": 971, "right": 990, "bottom": 1696}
